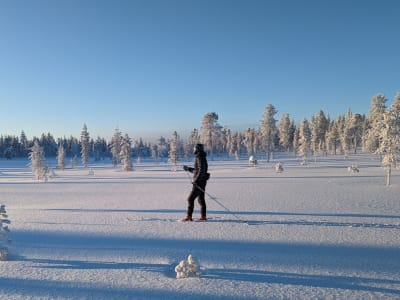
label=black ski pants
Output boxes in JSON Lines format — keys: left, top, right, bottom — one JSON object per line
{"left": 187, "top": 181, "right": 207, "bottom": 217}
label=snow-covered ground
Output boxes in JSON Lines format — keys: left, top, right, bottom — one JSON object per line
{"left": 0, "top": 154, "right": 399, "bottom": 299}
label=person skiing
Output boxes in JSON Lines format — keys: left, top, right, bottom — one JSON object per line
{"left": 182, "top": 143, "right": 209, "bottom": 221}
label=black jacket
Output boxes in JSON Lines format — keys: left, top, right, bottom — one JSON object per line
{"left": 188, "top": 150, "right": 208, "bottom": 184}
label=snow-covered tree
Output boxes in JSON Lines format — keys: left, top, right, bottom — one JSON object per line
{"left": 344, "top": 111, "right": 363, "bottom": 154}
{"left": 57, "top": 143, "right": 66, "bottom": 170}
{"left": 120, "top": 134, "right": 133, "bottom": 171}
{"left": 326, "top": 120, "right": 340, "bottom": 155}
{"left": 310, "top": 110, "right": 329, "bottom": 157}
{"left": 288, "top": 119, "right": 296, "bottom": 153}
{"left": 375, "top": 109, "right": 399, "bottom": 186}
{"left": 110, "top": 128, "right": 122, "bottom": 167}
{"left": 200, "top": 112, "right": 223, "bottom": 158}
{"left": 0, "top": 204, "right": 11, "bottom": 261}
{"left": 260, "top": 104, "right": 277, "bottom": 162}
{"left": 169, "top": 131, "right": 183, "bottom": 170}
{"left": 151, "top": 143, "right": 159, "bottom": 161}
{"left": 298, "top": 118, "right": 311, "bottom": 162}
{"left": 244, "top": 128, "right": 257, "bottom": 157}
{"left": 363, "top": 94, "right": 387, "bottom": 153}
{"left": 278, "top": 113, "right": 291, "bottom": 152}
{"left": 157, "top": 136, "right": 169, "bottom": 159}
{"left": 28, "top": 140, "right": 48, "bottom": 181}
{"left": 292, "top": 127, "right": 300, "bottom": 155}
{"left": 80, "top": 124, "right": 90, "bottom": 167}
{"left": 186, "top": 129, "right": 199, "bottom": 158}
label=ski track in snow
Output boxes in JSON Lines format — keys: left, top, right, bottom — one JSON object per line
{"left": 0, "top": 154, "right": 399, "bottom": 299}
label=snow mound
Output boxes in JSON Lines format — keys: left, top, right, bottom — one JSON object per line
{"left": 175, "top": 254, "right": 201, "bottom": 279}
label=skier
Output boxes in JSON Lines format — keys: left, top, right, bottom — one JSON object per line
{"left": 182, "top": 143, "right": 209, "bottom": 221}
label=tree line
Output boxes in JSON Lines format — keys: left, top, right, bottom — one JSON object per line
{"left": 2, "top": 92, "right": 400, "bottom": 171}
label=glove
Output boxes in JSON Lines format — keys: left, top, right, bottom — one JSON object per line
{"left": 183, "top": 165, "right": 189, "bottom": 171}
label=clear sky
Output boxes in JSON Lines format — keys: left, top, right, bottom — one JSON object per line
{"left": 1, "top": 0, "right": 399, "bottom": 141}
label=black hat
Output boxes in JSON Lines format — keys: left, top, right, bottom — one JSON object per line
{"left": 194, "top": 143, "right": 204, "bottom": 152}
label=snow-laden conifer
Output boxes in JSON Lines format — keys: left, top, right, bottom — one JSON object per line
{"left": 169, "top": 131, "right": 182, "bottom": 170}
{"left": 375, "top": 98, "right": 400, "bottom": 186}
{"left": 278, "top": 114, "right": 291, "bottom": 152}
{"left": 200, "top": 112, "right": 222, "bottom": 157}
{"left": 28, "top": 140, "right": 48, "bottom": 181}
{"left": 200, "top": 112, "right": 223, "bottom": 158}
{"left": 120, "top": 134, "right": 133, "bottom": 171}
{"left": 0, "top": 204, "right": 11, "bottom": 261}
{"left": 326, "top": 120, "right": 340, "bottom": 155}
{"left": 57, "top": 143, "right": 66, "bottom": 170}
{"left": 363, "top": 94, "right": 387, "bottom": 153}
{"left": 260, "top": 104, "right": 277, "bottom": 162}
{"left": 80, "top": 124, "right": 90, "bottom": 167}
{"left": 244, "top": 128, "right": 257, "bottom": 157}
{"left": 110, "top": 128, "right": 122, "bottom": 167}
{"left": 298, "top": 118, "right": 311, "bottom": 163}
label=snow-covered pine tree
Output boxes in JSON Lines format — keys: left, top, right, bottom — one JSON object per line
{"left": 326, "top": 120, "right": 340, "bottom": 155}
{"left": 120, "top": 134, "right": 133, "bottom": 171}
{"left": 392, "top": 91, "right": 400, "bottom": 112}
{"left": 347, "top": 112, "right": 364, "bottom": 154}
{"left": 169, "top": 131, "right": 182, "bottom": 170}
{"left": 278, "top": 113, "right": 291, "bottom": 152}
{"left": 341, "top": 111, "right": 352, "bottom": 158}
{"left": 151, "top": 143, "right": 159, "bottom": 161}
{"left": 260, "top": 104, "right": 277, "bottom": 162}
{"left": 363, "top": 94, "right": 387, "bottom": 153}
{"left": 157, "top": 136, "right": 169, "bottom": 160}
{"left": 310, "top": 110, "right": 329, "bottom": 158}
{"left": 200, "top": 112, "right": 222, "bottom": 158}
{"left": 28, "top": 140, "right": 48, "bottom": 181}
{"left": 57, "top": 143, "right": 66, "bottom": 170}
{"left": 80, "top": 124, "right": 90, "bottom": 167}
{"left": 298, "top": 118, "right": 311, "bottom": 163}
{"left": 292, "top": 127, "right": 300, "bottom": 155}
{"left": 110, "top": 128, "right": 122, "bottom": 167}
{"left": 375, "top": 109, "right": 399, "bottom": 186}
{"left": 0, "top": 204, "right": 11, "bottom": 261}
{"left": 288, "top": 119, "right": 296, "bottom": 153}
{"left": 229, "top": 131, "right": 240, "bottom": 159}
{"left": 186, "top": 128, "right": 200, "bottom": 158}
{"left": 244, "top": 128, "right": 256, "bottom": 157}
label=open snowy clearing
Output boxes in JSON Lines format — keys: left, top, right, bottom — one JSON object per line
{"left": 0, "top": 154, "right": 399, "bottom": 299}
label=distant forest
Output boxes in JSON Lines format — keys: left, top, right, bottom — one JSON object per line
{"left": 1, "top": 92, "right": 399, "bottom": 165}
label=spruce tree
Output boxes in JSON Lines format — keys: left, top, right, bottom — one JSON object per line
{"left": 80, "top": 124, "right": 90, "bottom": 167}
{"left": 110, "top": 128, "right": 122, "bottom": 167}
{"left": 298, "top": 118, "right": 311, "bottom": 162}
{"left": 29, "top": 140, "right": 47, "bottom": 181}
{"left": 364, "top": 94, "right": 387, "bottom": 153}
{"left": 260, "top": 104, "right": 277, "bottom": 162}
{"left": 278, "top": 114, "right": 291, "bottom": 152}
{"left": 200, "top": 112, "right": 222, "bottom": 158}
{"left": 57, "top": 143, "right": 66, "bottom": 170}
{"left": 120, "top": 134, "right": 133, "bottom": 171}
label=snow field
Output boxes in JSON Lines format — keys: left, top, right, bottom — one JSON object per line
{"left": 0, "top": 154, "right": 399, "bottom": 299}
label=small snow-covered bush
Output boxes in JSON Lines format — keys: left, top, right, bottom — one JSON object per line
{"left": 347, "top": 165, "right": 359, "bottom": 173}
{"left": 0, "top": 204, "right": 11, "bottom": 261}
{"left": 275, "top": 162, "right": 284, "bottom": 173}
{"left": 249, "top": 156, "right": 257, "bottom": 167}
{"left": 175, "top": 254, "right": 201, "bottom": 279}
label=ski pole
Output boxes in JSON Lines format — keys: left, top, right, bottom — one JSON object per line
{"left": 184, "top": 170, "right": 249, "bottom": 225}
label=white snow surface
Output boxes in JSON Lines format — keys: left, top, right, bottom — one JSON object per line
{"left": 0, "top": 154, "right": 399, "bottom": 299}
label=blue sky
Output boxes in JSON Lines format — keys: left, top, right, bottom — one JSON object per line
{"left": 1, "top": 0, "right": 399, "bottom": 141}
